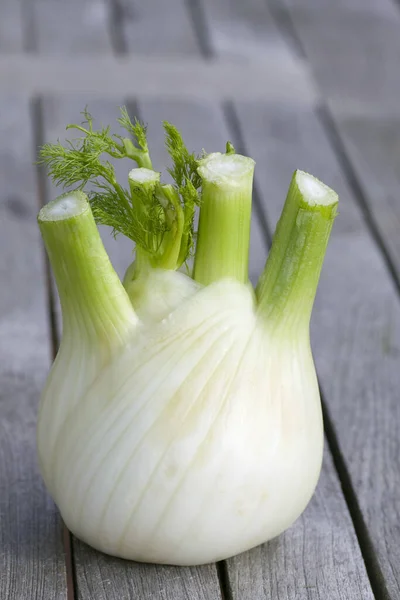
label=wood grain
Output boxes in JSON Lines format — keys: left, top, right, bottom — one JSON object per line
{"left": 234, "top": 99, "right": 399, "bottom": 599}
{"left": 74, "top": 546, "right": 222, "bottom": 600}
{"left": 0, "top": 97, "right": 67, "bottom": 598}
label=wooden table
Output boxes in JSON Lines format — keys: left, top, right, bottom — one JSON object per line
{"left": 1, "top": 0, "right": 399, "bottom": 598}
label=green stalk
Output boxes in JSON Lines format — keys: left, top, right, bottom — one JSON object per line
{"left": 126, "top": 168, "right": 161, "bottom": 279}
{"left": 256, "top": 170, "right": 338, "bottom": 333}
{"left": 193, "top": 152, "right": 255, "bottom": 285}
{"left": 157, "top": 185, "right": 185, "bottom": 270}
{"left": 123, "top": 177, "right": 185, "bottom": 305}
{"left": 38, "top": 191, "right": 137, "bottom": 344}
{"left": 123, "top": 138, "right": 153, "bottom": 170}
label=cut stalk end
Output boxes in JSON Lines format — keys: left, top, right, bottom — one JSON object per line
{"left": 197, "top": 152, "right": 255, "bottom": 186}
{"left": 128, "top": 168, "right": 160, "bottom": 186}
{"left": 295, "top": 170, "right": 338, "bottom": 209}
{"left": 38, "top": 190, "right": 89, "bottom": 222}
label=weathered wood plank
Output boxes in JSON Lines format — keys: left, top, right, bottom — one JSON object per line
{"left": 0, "top": 97, "right": 67, "bottom": 599}
{"left": 320, "top": 108, "right": 400, "bottom": 597}
{"left": 30, "top": 0, "right": 111, "bottom": 53}
{"left": 74, "top": 548, "right": 222, "bottom": 600}
{"left": 137, "top": 98, "right": 267, "bottom": 285}
{"left": 281, "top": 6, "right": 400, "bottom": 115}
{"left": 40, "top": 95, "right": 223, "bottom": 600}
{"left": 118, "top": 0, "right": 199, "bottom": 55}
{"left": 0, "top": 0, "right": 23, "bottom": 51}
{"left": 325, "top": 112, "right": 400, "bottom": 278}
{"left": 234, "top": 100, "right": 399, "bottom": 599}
{"left": 200, "top": 0, "right": 295, "bottom": 60}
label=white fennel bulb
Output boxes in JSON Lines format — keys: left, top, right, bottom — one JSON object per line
{"left": 37, "top": 110, "right": 338, "bottom": 566}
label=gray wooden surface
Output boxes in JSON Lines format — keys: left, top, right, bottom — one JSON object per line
{"left": 318, "top": 110, "right": 400, "bottom": 600}
{"left": 0, "top": 1, "right": 23, "bottom": 52}
{"left": 0, "top": 97, "right": 67, "bottom": 599}
{"left": 30, "top": 0, "right": 112, "bottom": 54}
{"left": 119, "top": 0, "right": 200, "bottom": 55}
{"left": 280, "top": 3, "right": 400, "bottom": 115}
{"left": 1, "top": 0, "right": 400, "bottom": 598}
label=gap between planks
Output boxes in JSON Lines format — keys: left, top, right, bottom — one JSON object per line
{"left": 216, "top": 561, "right": 233, "bottom": 600}
{"left": 185, "top": 0, "right": 214, "bottom": 58}
{"left": 107, "top": 0, "right": 128, "bottom": 54}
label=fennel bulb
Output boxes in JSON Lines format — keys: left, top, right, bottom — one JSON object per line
{"left": 37, "top": 109, "right": 338, "bottom": 566}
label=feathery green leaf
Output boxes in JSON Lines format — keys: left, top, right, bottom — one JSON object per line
{"left": 163, "top": 121, "right": 202, "bottom": 191}
{"left": 118, "top": 107, "right": 148, "bottom": 152}
{"left": 163, "top": 122, "right": 205, "bottom": 259}
{"left": 39, "top": 107, "right": 203, "bottom": 269}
